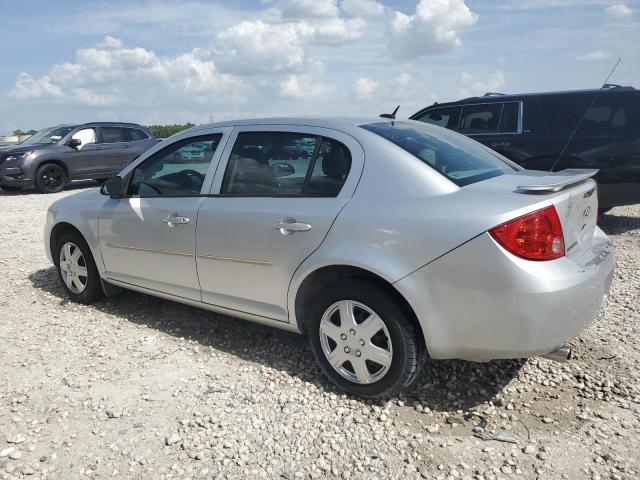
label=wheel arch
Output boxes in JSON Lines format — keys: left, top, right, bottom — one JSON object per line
{"left": 291, "top": 264, "right": 427, "bottom": 351}
{"left": 49, "top": 222, "right": 85, "bottom": 264}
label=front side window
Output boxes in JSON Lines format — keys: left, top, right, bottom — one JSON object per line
{"left": 414, "top": 106, "right": 462, "bottom": 130}
{"left": 71, "top": 128, "right": 96, "bottom": 149}
{"left": 100, "top": 127, "right": 125, "bottom": 143}
{"left": 459, "top": 103, "right": 503, "bottom": 133}
{"left": 361, "top": 121, "right": 518, "bottom": 187}
{"left": 129, "top": 134, "right": 223, "bottom": 196}
{"left": 499, "top": 102, "right": 519, "bottom": 133}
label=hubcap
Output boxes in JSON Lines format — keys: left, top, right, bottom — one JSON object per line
{"left": 319, "top": 300, "right": 393, "bottom": 385}
{"left": 59, "top": 242, "right": 88, "bottom": 294}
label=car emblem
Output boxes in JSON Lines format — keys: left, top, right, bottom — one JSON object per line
{"left": 583, "top": 206, "right": 591, "bottom": 217}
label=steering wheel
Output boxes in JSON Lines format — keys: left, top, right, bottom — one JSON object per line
{"left": 181, "top": 169, "right": 206, "bottom": 182}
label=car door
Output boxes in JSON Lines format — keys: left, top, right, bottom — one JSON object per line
{"left": 98, "top": 129, "right": 231, "bottom": 300}
{"left": 67, "top": 127, "right": 105, "bottom": 178}
{"left": 98, "top": 127, "right": 138, "bottom": 175}
{"left": 460, "top": 102, "right": 522, "bottom": 160}
{"left": 195, "top": 126, "right": 364, "bottom": 321}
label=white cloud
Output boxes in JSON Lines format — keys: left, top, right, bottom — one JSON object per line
{"left": 214, "top": 21, "right": 306, "bottom": 75}
{"left": 576, "top": 50, "right": 610, "bottom": 61}
{"left": 276, "top": 0, "right": 339, "bottom": 18}
{"left": 310, "top": 17, "right": 367, "bottom": 44}
{"left": 606, "top": 3, "right": 633, "bottom": 19}
{"left": 340, "top": 0, "right": 385, "bottom": 17}
{"left": 9, "top": 73, "right": 64, "bottom": 100}
{"left": 387, "top": 0, "right": 478, "bottom": 58}
{"left": 280, "top": 74, "right": 330, "bottom": 99}
{"left": 97, "top": 35, "right": 124, "bottom": 50}
{"left": 458, "top": 70, "right": 506, "bottom": 98}
{"left": 355, "top": 77, "right": 379, "bottom": 99}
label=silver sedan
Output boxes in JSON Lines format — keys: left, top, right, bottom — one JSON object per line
{"left": 44, "top": 117, "right": 615, "bottom": 398}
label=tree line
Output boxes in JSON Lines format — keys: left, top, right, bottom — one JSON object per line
{"left": 9, "top": 124, "right": 196, "bottom": 139}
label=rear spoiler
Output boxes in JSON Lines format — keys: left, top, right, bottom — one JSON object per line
{"left": 515, "top": 169, "right": 599, "bottom": 193}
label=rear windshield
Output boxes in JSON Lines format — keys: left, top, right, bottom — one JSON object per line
{"left": 361, "top": 121, "right": 519, "bottom": 186}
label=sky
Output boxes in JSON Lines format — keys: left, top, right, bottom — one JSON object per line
{"left": 0, "top": 0, "right": 638, "bottom": 134}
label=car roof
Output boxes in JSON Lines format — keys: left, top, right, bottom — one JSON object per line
{"left": 415, "top": 85, "right": 638, "bottom": 111}
{"left": 191, "top": 116, "right": 395, "bottom": 131}
{"left": 47, "top": 122, "right": 145, "bottom": 129}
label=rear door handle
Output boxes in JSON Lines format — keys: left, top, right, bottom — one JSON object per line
{"left": 274, "top": 217, "right": 312, "bottom": 235}
{"left": 163, "top": 214, "right": 190, "bottom": 227}
{"left": 489, "top": 141, "right": 511, "bottom": 148}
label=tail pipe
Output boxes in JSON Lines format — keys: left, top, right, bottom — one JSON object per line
{"left": 541, "top": 344, "right": 572, "bottom": 362}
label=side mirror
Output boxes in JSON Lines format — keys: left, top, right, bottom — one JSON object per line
{"left": 100, "top": 177, "right": 124, "bottom": 198}
{"left": 272, "top": 162, "right": 295, "bottom": 178}
{"left": 68, "top": 138, "right": 82, "bottom": 149}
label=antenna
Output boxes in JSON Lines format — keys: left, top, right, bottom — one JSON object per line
{"left": 380, "top": 105, "right": 400, "bottom": 119}
{"left": 550, "top": 57, "right": 622, "bottom": 172}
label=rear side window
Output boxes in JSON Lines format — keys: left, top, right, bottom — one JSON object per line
{"left": 499, "top": 102, "right": 519, "bottom": 133}
{"left": 459, "top": 104, "right": 502, "bottom": 133}
{"left": 539, "top": 95, "right": 589, "bottom": 133}
{"left": 221, "top": 132, "right": 351, "bottom": 196}
{"left": 100, "top": 127, "right": 125, "bottom": 143}
{"left": 361, "top": 121, "right": 518, "bottom": 187}
{"left": 414, "top": 106, "right": 461, "bottom": 130}
{"left": 124, "top": 128, "right": 149, "bottom": 141}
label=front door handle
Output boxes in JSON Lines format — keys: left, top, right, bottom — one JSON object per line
{"left": 489, "top": 141, "right": 511, "bottom": 148}
{"left": 163, "top": 214, "right": 190, "bottom": 228}
{"left": 274, "top": 217, "right": 312, "bottom": 235}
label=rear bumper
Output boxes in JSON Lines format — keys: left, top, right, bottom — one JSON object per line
{"left": 395, "top": 228, "right": 615, "bottom": 361}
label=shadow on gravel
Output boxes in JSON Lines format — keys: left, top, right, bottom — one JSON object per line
{"left": 0, "top": 180, "right": 98, "bottom": 196}
{"left": 30, "top": 266, "right": 523, "bottom": 411}
{"left": 598, "top": 213, "right": 640, "bottom": 236}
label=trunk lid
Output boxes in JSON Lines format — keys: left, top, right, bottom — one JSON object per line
{"left": 466, "top": 169, "right": 599, "bottom": 261}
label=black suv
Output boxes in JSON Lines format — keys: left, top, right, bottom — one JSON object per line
{"left": 410, "top": 85, "right": 640, "bottom": 211}
{"left": 0, "top": 122, "right": 157, "bottom": 193}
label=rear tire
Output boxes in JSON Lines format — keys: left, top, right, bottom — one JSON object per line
{"left": 35, "top": 163, "right": 66, "bottom": 193}
{"left": 0, "top": 185, "right": 23, "bottom": 192}
{"left": 307, "top": 279, "right": 425, "bottom": 398}
{"left": 54, "top": 232, "right": 103, "bottom": 304}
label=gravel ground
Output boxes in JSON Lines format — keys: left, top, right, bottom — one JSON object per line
{"left": 0, "top": 185, "right": 638, "bottom": 480}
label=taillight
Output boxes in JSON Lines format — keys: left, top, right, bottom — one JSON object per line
{"left": 489, "top": 205, "right": 564, "bottom": 261}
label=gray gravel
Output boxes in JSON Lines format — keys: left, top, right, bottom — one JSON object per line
{"left": 1, "top": 185, "right": 639, "bottom": 480}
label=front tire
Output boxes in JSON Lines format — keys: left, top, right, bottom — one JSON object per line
{"left": 35, "top": 163, "right": 66, "bottom": 193}
{"left": 54, "top": 232, "right": 103, "bottom": 304}
{"left": 308, "top": 280, "right": 424, "bottom": 398}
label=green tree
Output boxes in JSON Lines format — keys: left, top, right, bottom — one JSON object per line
{"left": 147, "top": 123, "right": 196, "bottom": 139}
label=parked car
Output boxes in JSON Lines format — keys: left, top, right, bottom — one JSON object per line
{"left": 410, "top": 85, "right": 640, "bottom": 212}
{"left": 0, "top": 122, "right": 157, "bottom": 193}
{"left": 44, "top": 117, "right": 614, "bottom": 398}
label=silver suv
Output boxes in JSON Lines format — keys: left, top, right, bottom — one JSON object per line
{"left": 0, "top": 122, "right": 157, "bottom": 193}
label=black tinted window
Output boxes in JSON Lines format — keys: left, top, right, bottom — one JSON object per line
{"left": 306, "top": 139, "right": 352, "bottom": 196}
{"left": 499, "top": 102, "right": 519, "bottom": 133}
{"left": 539, "top": 95, "right": 589, "bottom": 133}
{"left": 125, "top": 128, "right": 149, "bottom": 141}
{"left": 129, "top": 134, "right": 222, "bottom": 196}
{"left": 459, "top": 104, "right": 502, "bottom": 133}
{"left": 361, "top": 122, "right": 518, "bottom": 187}
{"left": 414, "top": 106, "right": 461, "bottom": 130}
{"left": 100, "top": 127, "right": 125, "bottom": 143}
{"left": 222, "top": 132, "right": 317, "bottom": 195}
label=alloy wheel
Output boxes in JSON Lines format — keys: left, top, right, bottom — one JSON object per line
{"left": 319, "top": 300, "right": 393, "bottom": 384}
{"left": 41, "top": 165, "right": 64, "bottom": 191}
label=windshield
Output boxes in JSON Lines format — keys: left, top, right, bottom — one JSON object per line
{"left": 20, "top": 126, "right": 75, "bottom": 145}
{"left": 361, "top": 121, "right": 520, "bottom": 187}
